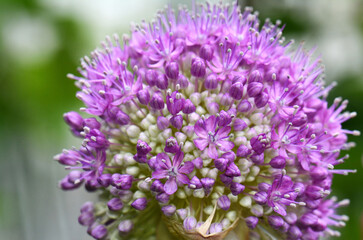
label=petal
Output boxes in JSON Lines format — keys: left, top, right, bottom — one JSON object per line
{"left": 194, "top": 120, "right": 208, "bottom": 138}
{"left": 152, "top": 170, "right": 168, "bottom": 179}
{"left": 179, "top": 161, "right": 194, "bottom": 174}
{"left": 208, "top": 144, "right": 219, "bottom": 159}
{"left": 173, "top": 151, "right": 184, "bottom": 167}
{"left": 216, "top": 126, "right": 231, "bottom": 139}
{"left": 164, "top": 177, "right": 178, "bottom": 195}
{"left": 157, "top": 153, "right": 171, "bottom": 168}
{"left": 217, "top": 140, "right": 234, "bottom": 152}
{"left": 205, "top": 115, "right": 217, "bottom": 132}
{"left": 298, "top": 154, "right": 310, "bottom": 171}
{"left": 176, "top": 174, "right": 190, "bottom": 185}
{"left": 194, "top": 138, "right": 209, "bottom": 151}
{"left": 273, "top": 203, "right": 287, "bottom": 216}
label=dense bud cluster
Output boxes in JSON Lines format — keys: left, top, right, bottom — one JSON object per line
{"left": 56, "top": 2, "right": 358, "bottom": 239}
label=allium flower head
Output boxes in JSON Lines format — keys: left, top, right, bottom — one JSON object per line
{"left": 56, "top": 2, "right": 359, "bottom": 239}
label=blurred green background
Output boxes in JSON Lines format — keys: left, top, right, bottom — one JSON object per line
{"left": 0, "top": 0, "right": 362, "bottom": 239}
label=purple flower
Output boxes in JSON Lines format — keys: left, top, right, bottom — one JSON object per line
{"left": 57, "top": 2, "right": 357, "bottom": 239}
{"left": 151, "top": 151, "right": 193, "bottom": 195}
{"left": 194, "top": 115, "right": 234, "bottom": 159}
{"left": 166, "top": 91, "right": 185, "bottom": 115}
{"left": 266, "top": 175, "right": 299, "bottom": 216}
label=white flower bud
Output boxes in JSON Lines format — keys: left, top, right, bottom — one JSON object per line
{"left": 193, "top": 189, "right": 205, "bottom": 198}
{"left": 183, "top": 141, "right": 194, "bottom": 153}
{"left": 126, "top": 125, "right": 140, "bottom": 138}
{"left": 239, "top": 196, "right": 252, "bottom": 208}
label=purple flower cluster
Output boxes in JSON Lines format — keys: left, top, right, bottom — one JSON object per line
{"left": 56, "top": 2, "right": 358, "bottom": 239}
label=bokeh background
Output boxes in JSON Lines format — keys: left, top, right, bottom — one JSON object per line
{"left": 0, "top": 0, "right": 362, "bottom": 239}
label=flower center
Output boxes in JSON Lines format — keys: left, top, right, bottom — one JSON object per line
{"left": 208, "top": 131, "right": 216, "bottom": 143}
{"left": 168, "top": 167, "right": 177, "bottom": 177}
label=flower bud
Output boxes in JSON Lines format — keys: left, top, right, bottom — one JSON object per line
{"left": 64, "top": 111, "right": 84, "bottom": 131}
{"left": 80, "top": 201, "right": 94, "bottom": 213}
{"left": 292, "top": 111, "right": 307, "bottom": 126}
{"left": 177, "top": 209, "right": 188, "bottom": 220}
{"left": 236, "top": 145, "right": 251, "bottom": 157}
{"left": 183, "top": 216, "right": 197, "bottom": 231}
{"left": 254, "top": 92, "right": 269, "bottom": 108}
{"left": 86, "top": 129, "right": 109, "bottom": 149}
{"left": 230, "top": 182, "right": 245, "bottom": 195}
{"left": 131, "top": 197, "right": 148, "bottom": 211}
{"left": 133, "top": 153, "right": 148, "bottom": 163}
{"left": 248, "top": 70, "right": 262, "bottom": 83}
{"left": 233, "top": 118, "right": 247, "bottom": 131}
{"left": 270, "top": 156, "right": 286, "bottom": 169}
{"left": 150, "top": 179, "right": 164, "bottom": 192}
{"left": 161, "top": 205, "right": 176, "bottom": 216}
{"left": 221, "top": 152, "right": 236, "bottom": 163}
{"left": 145, "top": 69, "right": 158, "bottom": 86}
{"left": 165, "top": 62, "right": 179, "bottom": 79}
{"left": 136, "top": 89, "right": 150, "bottom": 105}
{"left": 293, "top": 182, "right": 305, "bottom": 196}
{"left": 192, "top": 157, "right": 203, "bottom": 169}
{"left": 118, "top": 220, "right": 134, "bottom": 233}
{"left": 200, "top": 44, "right": 214, "bottom": 61}
{"left": 220, "top": 174, "right": 233, "bottom": 186}
{"left": 90, "top": 225, "right": 107, "bottom": 239}
{"left": 245, "top": 216, "right": 258, "bottom": 229}
{"left": 204, "top": 74, "right": 218, "bottom": 89}
{"left": 97, "top": 173, "right": 112, "bottom": 187}
{"left": 84, "top": 117, "right": 101, "bottom": 129}
{"left": 215, "top": 158, "right": 229, "bottom": 172}
{"left": 78, "top": 211, "right": 95, "bottom": 226}
{"left": 107, "top": 198, "right": 124, "bottom": 211}
{"left": 182, "top": 99, "right": 196, "bottom": 114}
{"left": 311, "top": 219, "right": 327, "bottom": 232}
{"left": 201, "top": 177, "right": 215, "bottom": 190}
{"left": 164, "top": 137, "right": 180, "bottom": 153}
{"left": 67, "top": 170, "right": 82, "bottom": 184}
{"left": 284, "top": 212, "right": 297, "bottom": 225}
{"left": 254, "top": 191, "right": 268, "bottom": 205}
{"left": 225, "top": 163, "right": 241, "bottom": 177}
{"left": 54, "top": 150, "right": 79, "bottom": 166}
{"left": 310, "top": 166, "right": 329, "bottom": 181}
{"left": 209, "top": 223, "right": 223, "bottom": 234}
{"left": 268, "top": 215, "right": 284, "bottom": 229}
{"left": 85, "top": 179, "right": 101, "bottom": 192}
{"left": 136, "top": 140, "right": 152, "bottom": 155}
{"left": 299, "top": 213, "right": 318, "bottom": 226}
{"left": 237, "top": 100, "right": 252, "bottom": 112}
{"left": 191, "top": 58, "right": 206, "bottom": 78}
{"left": 156, "top": 74, "right": 169, "bottom": 90}
{"left": 247, "top": 82, "right": 264, "bottom": 97}
{"left": 229, "top": 82, "right": 244, "bottom": 100}
{"left": 157, "top": 116, "right": 169, "bottom": 130}
{"left": 250, "top": 153, "right": 264, "bottom": 165}
{"left": 217, "top": 195, "right": 231, "bottom": 210}
{"left": 250, "top": 134, "right": 268, "bottom": 155}
{"left": 258, "top": 182, "right": 271, "bottom": 192}
{"left": 288, "top": 226, "right": 302, "bottom": 239}
{"left": 177, "top": 74, "right": 189, "bottom": 89}
{"left": 189, "top": 176, "right": 202, "bottom": 189}
{"left": 170, "top": 114, "right": 183, "bottom": 129}
{"left": 155, "top": 192, "right": 169, "bottom": 203}
{"left": 218, "top": 110, "right": 233, "bottom": 127}
{"left": 111, "top": 174, "right": 133, "bottom": 190}
{"left": 305, "top": 185, "right": 324, "bottom": 200}
{"left": 220, "top": 93, "right": 233, "bottom": 106}
{"left": 149, "top": 93, "right": 164, "bottom": 110}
